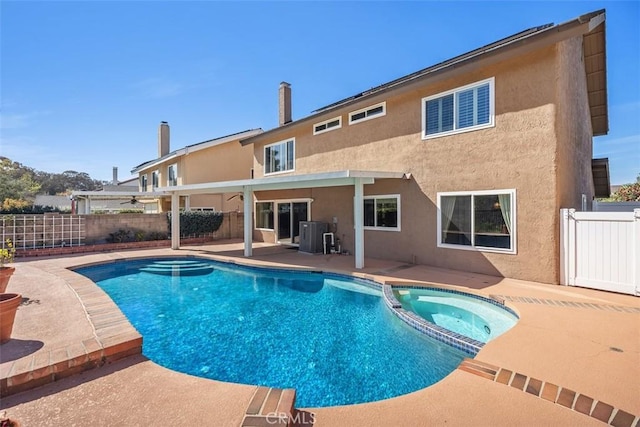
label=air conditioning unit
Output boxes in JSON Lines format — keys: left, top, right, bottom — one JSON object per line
{"left": 298, "top": 221, "right": 328, "bottom": 254}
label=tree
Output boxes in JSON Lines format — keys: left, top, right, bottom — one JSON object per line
{"left": 0, "top": 157, "right": 41, "bottom": 204}
{"left": 36, "top": 170, "right": 102, "bottom": 195}
{"left": 611, "top": 173, "right": 640, "bottom": 202}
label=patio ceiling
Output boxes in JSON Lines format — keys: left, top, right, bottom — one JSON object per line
{"left": 157, "top": 170, "right": 408, "bottom": 195}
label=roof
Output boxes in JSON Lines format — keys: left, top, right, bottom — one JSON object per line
{"left": 241, "top": 9, "right": 607, "bottom": 145}
{"left": 591, "top": 158, "right": 611, "bottom": 198}
{"left": 132, "top": 128, "right": 262, "bottom": 174}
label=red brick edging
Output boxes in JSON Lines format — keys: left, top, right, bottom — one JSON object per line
{"left": 458, "top": 358, "right": 639, "bottom": 426}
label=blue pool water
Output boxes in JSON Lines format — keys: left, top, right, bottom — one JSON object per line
{"left": 76, "top": 258, "right": 467, "bottom": 407}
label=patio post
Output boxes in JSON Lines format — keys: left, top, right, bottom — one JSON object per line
{"left": 354, "top": 178, "right": 364, "bottom": 269}
{"left": 243, "top": 185, "right": 253, "bottom": 257}
{"left": 171, "top": 192, "right": 180, "bottom": 249}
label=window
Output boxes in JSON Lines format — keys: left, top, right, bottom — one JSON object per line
{"left": 140, "top": 175, "right": 147, "bottom": 192}
{"left": 363, "top": 195, "right": 400, "bottom": 231}
{"left": 264, "top": 139, "right": 295, "bottom": 175}
{"left": 438, "top": 189, "right": 515, "bottom": 253}
{"left": 151, "top": 170, "right": 159, "bottom": 189}
{"left": 168, "top": 164, "right": 178, "bottom": 186}
{"left": 349, "top": 102, "right": 386, "bottom": 125}
{"left": 423, "top": 78, "right": 494, "bottom": 138}
{"left": 255, "top": 202, "right": 274, "bottom": 229}
{"left": 313, "top": 116, "right": 342, "bottom": 135}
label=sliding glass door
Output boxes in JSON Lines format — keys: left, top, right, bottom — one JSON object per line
{"left": 276, "top": 201, "right": 309, "bottom": 245}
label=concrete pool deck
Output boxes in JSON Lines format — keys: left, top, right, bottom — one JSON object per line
{"left": 0, "top": 240, "right": 638, "bottom": 426}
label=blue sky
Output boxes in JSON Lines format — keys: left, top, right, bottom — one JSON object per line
{"left": 1, "top": 1, "right": 638, "bottom": 185}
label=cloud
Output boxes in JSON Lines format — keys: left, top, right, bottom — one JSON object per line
{"left": 131, "top": 77, "right": 185, "bottom": 99}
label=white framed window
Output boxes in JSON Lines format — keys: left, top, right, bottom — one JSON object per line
{"left": 139, "top": 175, "right": 148, "bottom": 192}
{"left": 264, "top": 138, "right": 295, "bottom": 175}
{"left": 437, "top": 189, "right": 516, "bottom": 253}
{"left": 151, "top": 170, "right": 159, "bottom": 189}
{"left": 168, "top": 163, "right": 178, "bottom": 186}
{"left": 349, "top": 102, "right": 386, "bottom": 125}
{"left": 363, "top": 194, "right": 400, "bottom": 231}
{"left": 255, "top": 202, "right": 274, "bottom": 229}
{"left": 313, "top": 116, "right": 342, "bottom": 135}
{"left": 422, "top": 77, "right": 495, "bottom": 139}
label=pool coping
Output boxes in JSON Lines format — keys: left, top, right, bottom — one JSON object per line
{"left": 1, "top": 262, "right": 143, "bottom": 397}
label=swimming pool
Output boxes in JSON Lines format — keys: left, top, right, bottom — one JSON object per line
{"left": 76, "top": 258, "right": 472, "bottom": 407}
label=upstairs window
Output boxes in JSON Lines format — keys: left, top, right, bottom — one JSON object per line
{"left": 167, "top": 164, "right": 178, "bottom": 186}
{"left": 265, "top": 139, "right": 295, "bottom": 175}
{"left": 423, "top": 78, "right": 494, "bottom": 139}
{"left": 151, "top": 170, "right": 159, "bottom": 189}
{"left": 349, "top": 102, "right": 386, "bottom": 125}
{"left": 313, "top": 116, "right": 342, "bottom": 135}
{"left": 363, "top": 194, "right": 400, "bottom": 231}
{"left": 140, "top": 175, "right": 148, "bottom": 192}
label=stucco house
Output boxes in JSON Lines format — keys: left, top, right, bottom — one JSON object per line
{"left": 159, "top": 9, "right": 608, "bottom": 285}
{"left": 131, "top": 123, "right": 262, "bottom": 213}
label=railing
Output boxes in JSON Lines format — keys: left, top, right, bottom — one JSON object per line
{"left": 1, "top": 214, "right": 85, "bottom": 250}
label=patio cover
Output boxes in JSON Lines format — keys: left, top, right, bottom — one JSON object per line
{"left": 158, "top": 170, "right": 409, "bottom": 269}
{"left": 71, "top": 190, "right": 168, "bottom": 213}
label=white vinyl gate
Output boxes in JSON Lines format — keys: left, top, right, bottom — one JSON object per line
{"left": 560, "top": 208, "right": 639, "bottom": 296}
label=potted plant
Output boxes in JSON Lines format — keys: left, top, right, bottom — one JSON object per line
{"left": 0, "top": 239, "right": 16, "bottom": 293}
{"left": 0, "top": 293, "right": 21, "bottom": 344}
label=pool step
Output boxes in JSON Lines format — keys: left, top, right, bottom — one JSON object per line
{"left": 139, "top": 261, "right": 214, "bottom": 276}
{"left": 241, "top": 387, "right": 299, "bottom": 427}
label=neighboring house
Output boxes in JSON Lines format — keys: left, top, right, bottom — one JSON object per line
{"left": 72, "top": 167, "right": 152, "bottom": 213}
{"left": 131, "top": 122, "right": 262, "bottom": 213}
{"left": 34, "top": 194, "right": 72, "bottom": 211}
{"left": 159, "top": 10, "right": 608, "bottom": 285}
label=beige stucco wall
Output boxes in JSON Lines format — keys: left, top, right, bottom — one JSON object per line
{"left": 137, "top": 138, "right": 253, "bottom": 212}
{"left": 554, "top": 36, "right": 595, "bottom": 209}
{"left": 251, "top": 42, "right": 594, "bottom": 284}
{"left": 84, "top": 214, "right": 167, "bottom": 244}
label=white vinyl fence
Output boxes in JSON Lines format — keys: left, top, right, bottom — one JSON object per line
{"left": 560, "top": 208, "right": 639, "bottom": 296}
{"left": 1, "top": 214, "right": 85, "bottom": 250}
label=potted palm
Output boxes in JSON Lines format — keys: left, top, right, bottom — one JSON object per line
{"left": 0, "top": 239, "right": 16, "bottom": 293}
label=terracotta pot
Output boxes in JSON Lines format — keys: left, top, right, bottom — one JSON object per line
{"left": 0, "top": 293, "right": 21, "bottom": 344}
{"left": 0, "top": 267, "right": 15, "bottom": 293}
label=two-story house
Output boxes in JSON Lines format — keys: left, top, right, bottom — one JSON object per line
{"left": 160, "top": 10, "right": 608, "bottom": 285}
{"left": 131, "top": 122, "right": 261, "bottom": 212}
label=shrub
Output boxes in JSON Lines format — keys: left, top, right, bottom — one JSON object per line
{"left": 167, "top": 211, "right": 224, "bottom": 238}
{"left": 119, "top": 209, "right": 144, "bottom": 214}
{"left": 145, "top": 231, "right": 168, "bottom": 241}
{"left": 106, "top": 229, "right": 132, "bottom": 243}
{"left": 611, "top": 182, "right": 640, "bottom": 202}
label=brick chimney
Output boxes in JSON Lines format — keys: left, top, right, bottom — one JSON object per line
{"left": 158, "top": 121, "right": 170, "bottom": 157}
{"left": 279, "top": 82, "right": 292, "bottom": 126}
